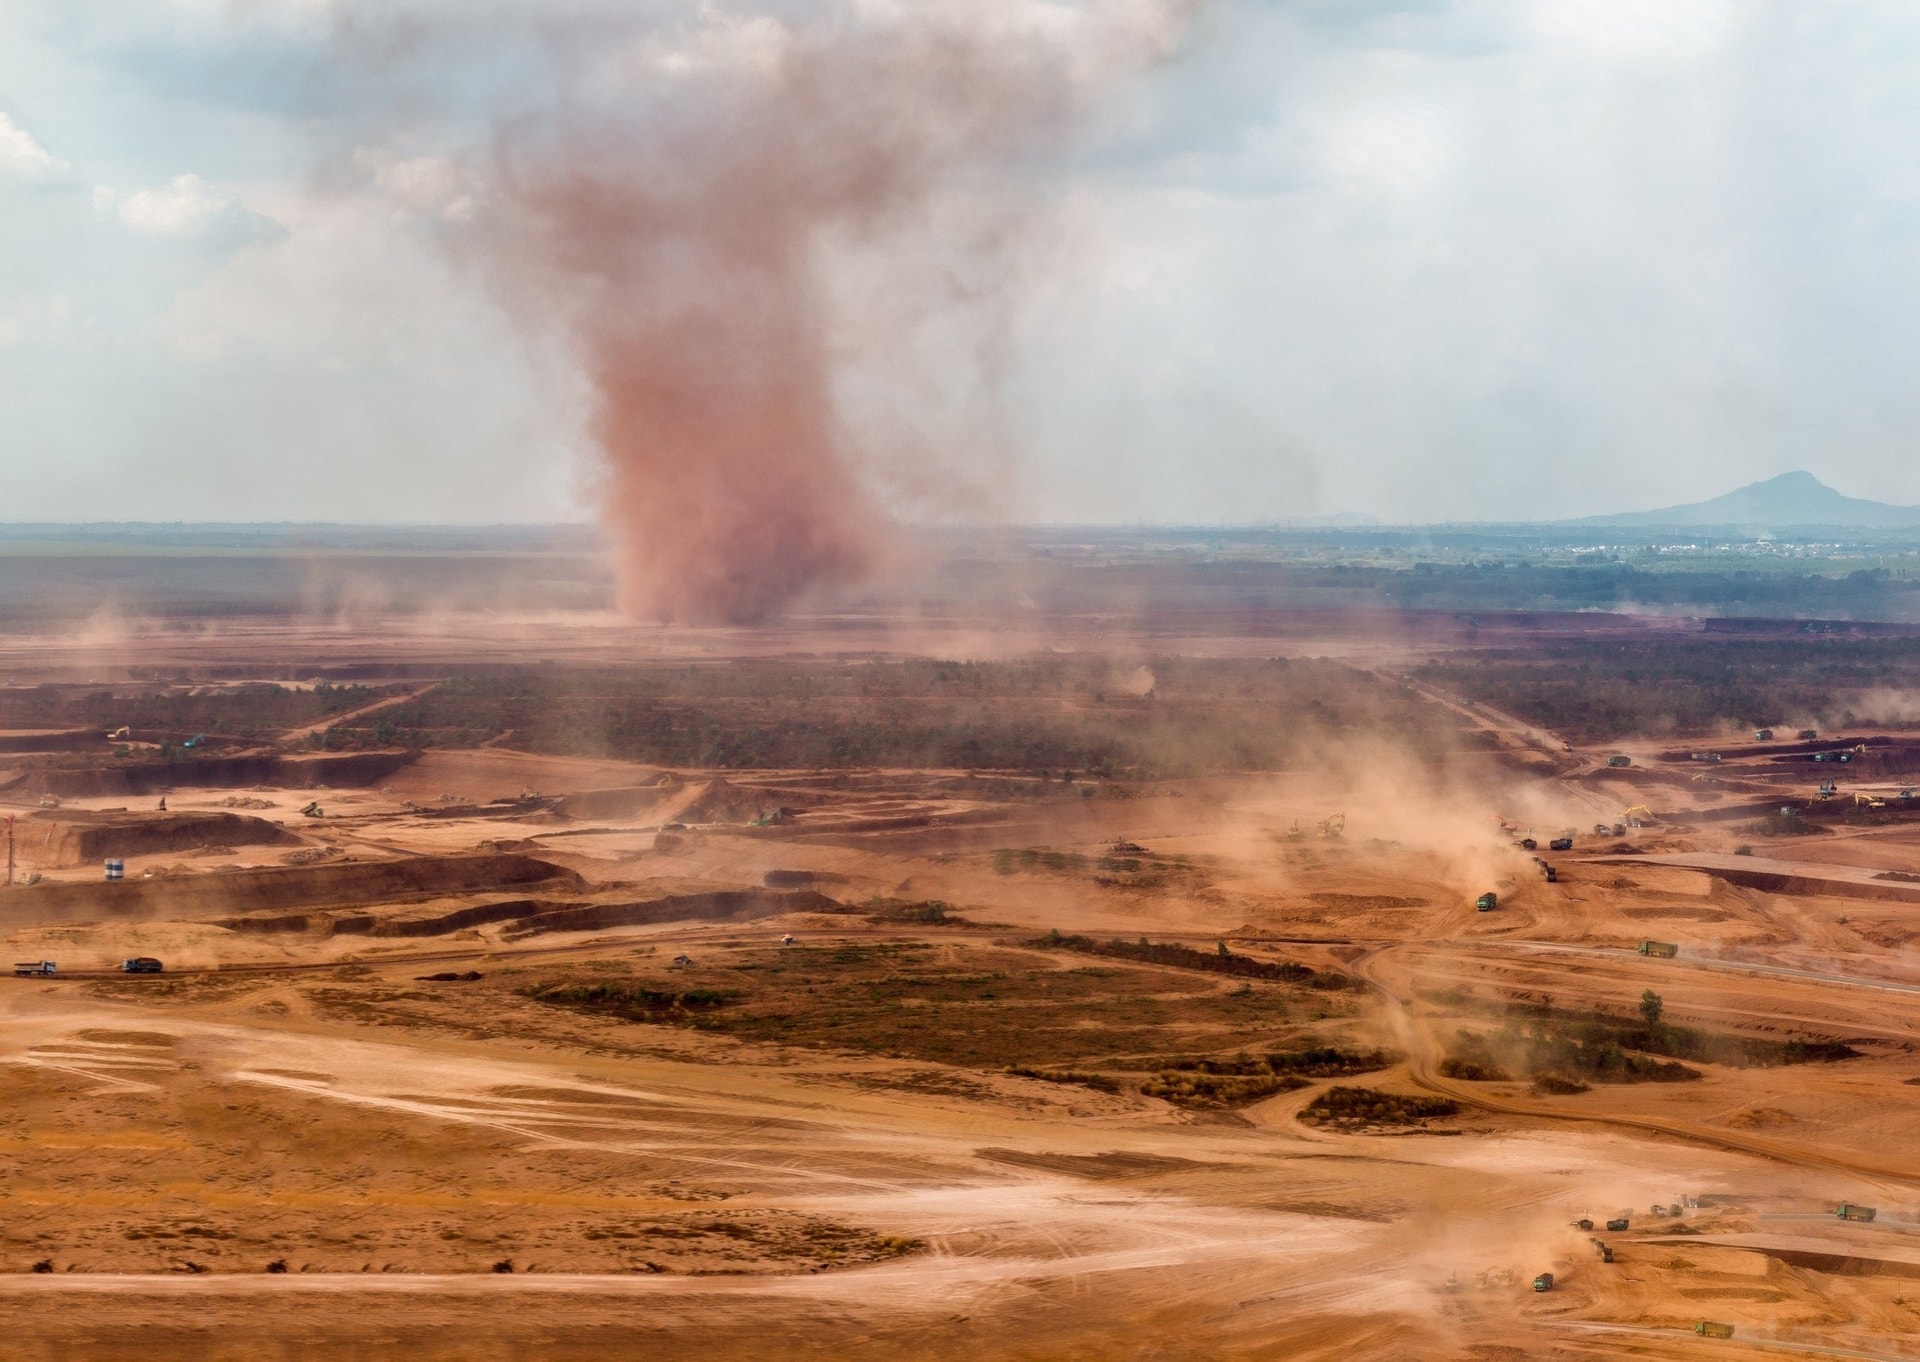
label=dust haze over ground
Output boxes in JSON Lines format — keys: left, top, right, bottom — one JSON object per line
{"left": 16, "top": 567, "right": 1920, "bottom": 1359}
{"left": 322, "top": 0, "right": 1200, "bottom": 623}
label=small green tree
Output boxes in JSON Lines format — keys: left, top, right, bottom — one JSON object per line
{"left": 1639, "top": 989, "right": 1665, "bottom": 1029}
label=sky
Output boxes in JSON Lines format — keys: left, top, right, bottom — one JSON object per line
{"left": 5, "top": 0, "right": 1920, "bottom": 526}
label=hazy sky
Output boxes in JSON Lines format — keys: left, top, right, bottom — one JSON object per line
{"left": 6, "top": 0, "right": 1920, "bottom": 525}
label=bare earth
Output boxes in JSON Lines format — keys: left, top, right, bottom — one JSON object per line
{"left": 4, "top": 612, "right": 1920, "bottom": 1360}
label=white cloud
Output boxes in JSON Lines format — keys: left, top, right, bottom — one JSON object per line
{"left": 0, "top": 110, "right": 71, "bottom": 181}
{"left": 95, "top": 173, "right": 286, "bottom": 245}
{"left": 352, "top": 148, "right": 484, "bottom": 222}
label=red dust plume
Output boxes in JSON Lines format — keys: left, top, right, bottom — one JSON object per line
{"left": 351, "top": 3, "right": 1199, "bottom": 624}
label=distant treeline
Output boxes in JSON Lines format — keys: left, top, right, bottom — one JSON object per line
{"left": 1019, "top": 559, "right": 1920, "bottom": 620}
{"left": 0, "top": 681, "right": 395, "bottom": 740}
{"left": 299, "top": 656, "right": 1469, "bottom": 775}
{"left": 1417, "top": 637, "right": 1920, "bottom": 741}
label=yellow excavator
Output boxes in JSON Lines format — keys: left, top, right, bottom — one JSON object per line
{"left": 1622, "top": 804, "right": 1654, "bottom": 827}
{"left": 1320, "top": 812, "right": 1346, "bottom": 838}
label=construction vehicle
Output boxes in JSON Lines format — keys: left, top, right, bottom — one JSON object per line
{"left": 106, "top": 725, "right": 130, "bottom": 740}
{"left": 1592, "top": 1239, "right": 1613, "bottom": 1262}
{"left": 1818, "top": 782, "right": 1837, "bottom": 799}
{"left": 1622, "top": 804, "right": 1653, "bottom": 827}
{"left": 120, "top": 957, "right": 163, "bottom": 974}
{"left": 1605, "top": 755, "right": 1632, "bottom": 768}
{"left": 1638, "top": 940, "right": 1679, "bottom": 958}
{"left": 1542, "top": 864, "right": 1557, "bottom": 883}
{"left": 1695, "top": 1321, "right": 1735, "bottom": 1339}
{"left": 1835, "top": 1203, "right": 1877, "bottom": 1222}
{"left": 1518, "top": 837, "right": 1537, "bottom": 851}
{"left": 1611, "top": 823, "right": 1626, "bottom": 836}
{"left": 1854, "top": 793, "right": 1887, "bottom": 809}
{"left": 1754, "top": 728, "right": 1774, "bottom": 740}
{"left": 1570, "top": 1218, "right": 1593, "bottom": 1232}
{"left": 1320, "top": 812, "right": 1346, "bottom": 838}
{"left": 1798, "top": 729, "right": 1819, "bottom": 740}
{"left": 1475, "top": 892, "right": 1498, "bottom": 912}
{"left": 1531, "top": 1272, "right": 1554, "bottom": 1292}
{"left": 300, "top": 801, "right": 324, "bottom": 818}
{"left": 1605, "top": 1217, "right": 1629, "bottom": 1232}
{"left": 1548, "top": 836, "right": 1573, "bottom": 851}
{"left": 12, "top": 961, "right": 56, "bottom": 977}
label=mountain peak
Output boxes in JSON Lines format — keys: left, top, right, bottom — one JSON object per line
{"left": 1573, "top": 471, "right": 1920, "bottom": 529}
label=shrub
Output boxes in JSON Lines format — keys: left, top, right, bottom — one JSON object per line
{"left": 1298, "top": 1085, "right": 1458, "bottom": 1127}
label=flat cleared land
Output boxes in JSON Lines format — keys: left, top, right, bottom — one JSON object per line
{"left": 6, "top": 604, "right": 1920, "bottom": 1360}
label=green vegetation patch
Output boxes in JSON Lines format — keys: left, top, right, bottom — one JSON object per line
{"left": 292, "top": 656, "right": 1470, "bottom": 776}
{"left": 1416, "top": 637, "right": 1920, "bottom": 742}
{"left": 520, "top": 939, "right": 1342, "bottom": 1072}
{"left": 1032, "top": 931, "right": 1330, "bottom": 987}
{"left": 1298, "top": 1086, "right": 1458, "bottom": 1128}
{"left": 1140, "top": 1071, "right": 1308, "bottom": 1108}
{"left": 528, "top": 982, "right": 741, "bottom": 1016}
{"left": 1443, "top": 993, "right": 1859, "bottom": 1086}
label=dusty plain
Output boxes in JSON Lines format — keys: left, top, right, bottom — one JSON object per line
{"left": 5, "top": 593, "right": 1920, "bottom": 1360}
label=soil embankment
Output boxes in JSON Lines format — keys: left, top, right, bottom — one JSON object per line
{"left": 500, "top": 888, "right": 839, "bottom": 938}
{"left": 5, "top": 750, "right": 418, "bottom": 798}
{"left": 0, "top": 852, "right": 579, "bottom": 926}
{"left": 25, "top": 811, "right": 300, "bottom": 865}
{"left": 1593, "top": 852, "right": 1920, "bottom": 904}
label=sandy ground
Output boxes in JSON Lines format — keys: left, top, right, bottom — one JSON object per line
{"left": 4, "top": 640, "right": 1920, "bottom": 1358}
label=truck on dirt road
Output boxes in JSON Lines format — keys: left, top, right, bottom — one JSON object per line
{"left": 12, "top": 961, "right": 56, "bottom": 977}
{"left": 1637, "top": 941, "right": 1679, "bottom": 958}
{"left": 120, "top": 957, "right": 164, "bottom": 974}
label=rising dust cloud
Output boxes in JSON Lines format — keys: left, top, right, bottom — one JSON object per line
{"left": 339, "top": 2, "right": 1198, "bottom": 623}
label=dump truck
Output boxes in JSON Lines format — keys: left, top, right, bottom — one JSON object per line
{"left": 12, "top": 961, "right": 56, "bottom": 977}
{"left": 1798, "top": 729, "right": 1819, "bottom": 740}
{"left": 1695, "top": 1321, "right": 1735, "bottom": 1339}
{"left": 1518, "top": 837, "right": 1537, "bottom": 851}
{"left": 120, "top": 957, "right": 163, "bottom": 974}
{"left": 1593, "top": 1240, "right": 1614, "bottom": 1263}
{"left": 1549, "top": 836, "right": 1573, "bottom": 851}
{"left": 1754, "top": 728, "right": 1774, "bottom": 740}
{"left": 1836, "top": 1203, "right": 1877, "bottom": 1222}
{"left": 1475, "top": 892, "right": 1498, "bottom": 912}
{"left": 1532, "top": 1272, "right": 1554, "bottom": 1292}
{"left": 1638, "top": 940, "right": 1679, "bottom": 959}
{"left": 1571, "top": 1218, "right": 1594, "bottom": 1231}
{"left": 1606, "top": 755, "right": 1632, "bottom": 768}
{"left": 1542, "top": 865, "right": 1558, "bottom": 883}
{"left": 1605, "top": 1217, "right": 1630, "bottom": 1232}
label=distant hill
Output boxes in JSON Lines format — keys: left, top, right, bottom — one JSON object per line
{"left": 1572, "top": 471, "right": 1920, "bottom": 529}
